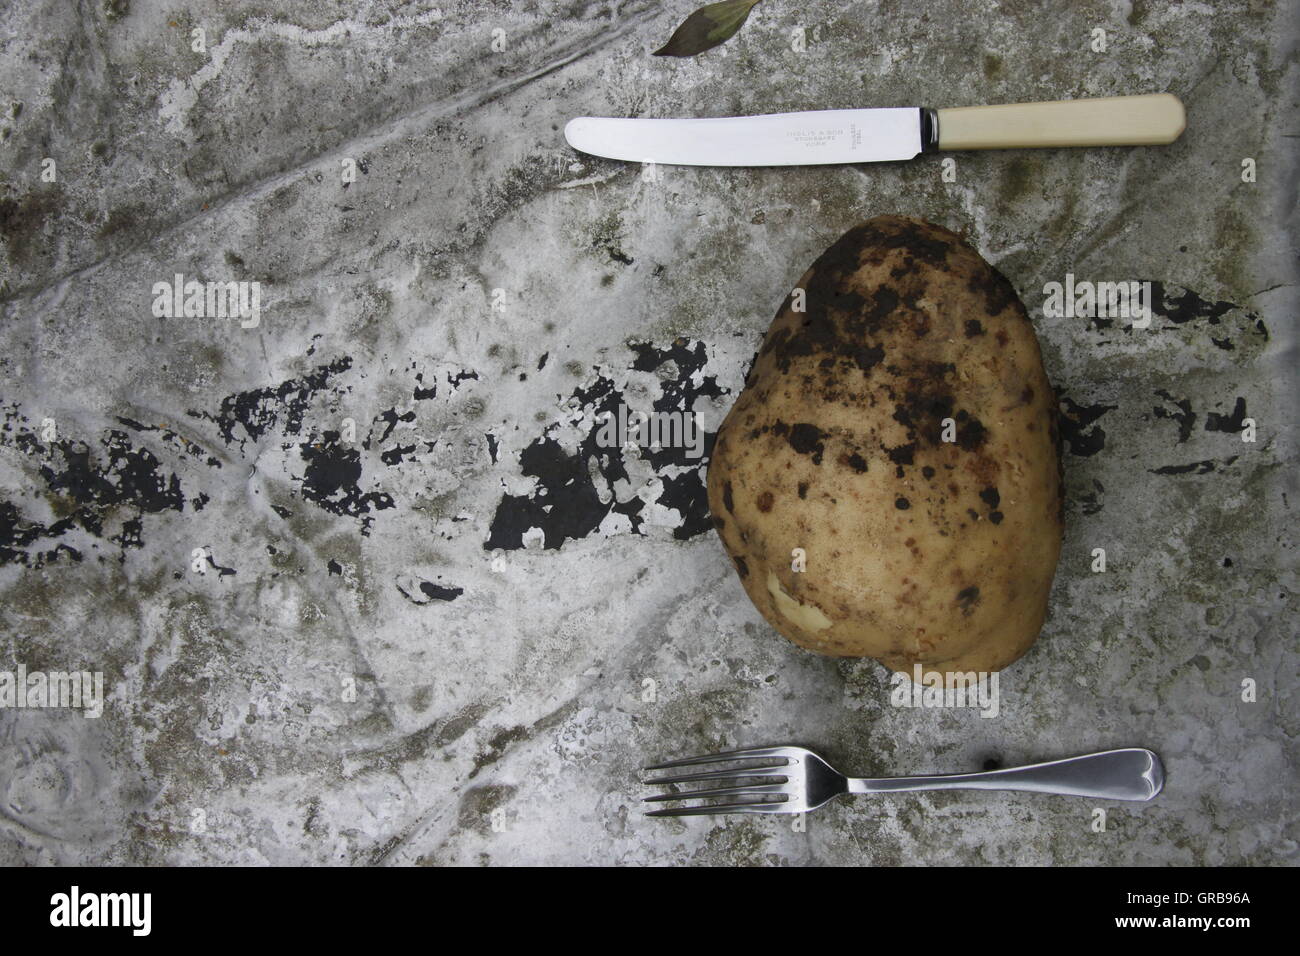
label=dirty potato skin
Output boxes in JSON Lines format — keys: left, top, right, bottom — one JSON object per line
{"left": 707, "top": 216, "right": 1063, "bottom": 677}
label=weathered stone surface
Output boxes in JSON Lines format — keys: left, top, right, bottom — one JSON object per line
{"left": 0, "top": 1, "right": 1293, "bottom": 865}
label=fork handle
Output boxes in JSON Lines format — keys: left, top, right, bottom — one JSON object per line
{"left": 847, "top": 748, "right": 1164, "bottom": 802}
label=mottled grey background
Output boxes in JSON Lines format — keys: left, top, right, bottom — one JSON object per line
{"left": 0, "top": 0, "right": 1295, "bottom": 865}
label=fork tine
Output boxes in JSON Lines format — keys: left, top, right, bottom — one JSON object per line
{"left": 643, "top": 746, "right": 792, "bottom": 772}
{"left": 645, "top": 801, "right": 795, "bottom": 817}
{"left": 643, "top": 783, "right": 789, "bottom": 803}
{"left": 642, "top": 765, "right": 788, "bottom": 786}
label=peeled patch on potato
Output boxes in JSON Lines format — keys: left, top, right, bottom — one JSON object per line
{"left": 707, "top": 216, "right": 1063, "bottom": 677}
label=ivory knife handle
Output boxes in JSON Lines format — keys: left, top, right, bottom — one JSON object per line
{"left": 935, "top": 93, "right": 1185, "bottom": 150}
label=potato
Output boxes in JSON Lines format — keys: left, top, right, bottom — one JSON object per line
{"left": 707, "top": 216, "right": 1063, "bottom": 677}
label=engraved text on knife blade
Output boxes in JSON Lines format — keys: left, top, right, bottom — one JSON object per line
{"left": 785, "top": 123, "right": 861, "bottom": 150}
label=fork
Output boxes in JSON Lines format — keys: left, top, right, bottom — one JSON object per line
{"left": 643, "top": 746, "right": 1164, "bottom": 816}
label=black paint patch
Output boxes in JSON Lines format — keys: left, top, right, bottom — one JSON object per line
{"left": 298, "top": 437, "right": 395, "bottom": 535}
{"left": 1205, "top": 397, "right": 1248, "bottom": 434}
{"left": 205, "top": 553, "right": 236, "bottom": 577}
{"left": 397, "top": 578, "right": 465, "bottom": 604}
{"left": 1076, "top": 479, "right": 1105, "bottom": 516}
{"left": 1058, "top": 397, "right": 1117, "bottom": 457}
{"left": 413, "top": 372, "right": 437, "bottom": 400}
{"left": 488, "top": 438, "right": 613, "bottom": 549}
{"left": 1150, "top": 456, "right": 1238, "bottom": 476}
{"left": 0, "top": 407, "right": 207, "bottom": 564}
{"left": 367, "top": 407, "right": 416, "bottom": 449}
{"left": 1153, "top": 282, "right": 1237, "bottom": 327}
{"left": 658, "top": 470, "right": 712, "bottom": 541}
{"left": 485, "top": 339, "right": 725, "bottom": 550}
{"left": 419, "top": 581, "right": 463, "bottom": 601}
{"left": 192, "top": 356, "right": 352, "bottom": 450}
{"left": 40, "top": 432, "right": 187, "bottom": 515}
{"left": 115, "top": 417, "right": 223, "bottom": 468}
{"left": 1142, "top": 282, "right": 1269, "bottom": 344}
{"left": 380, "top": 444, "right": 417, "bottom": 466}
{"left": 0, "top": 501, "right": 82, "bottom": 568}
{"left": 629, "top": 339, "right": 725, "bottom": 469}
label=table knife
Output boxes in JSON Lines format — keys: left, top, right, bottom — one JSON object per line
{"left": 564, "top": 93, "right": 1184, "bottom": 166}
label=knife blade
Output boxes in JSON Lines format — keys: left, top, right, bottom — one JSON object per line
{"left": 565, "top": 108, "right": 924, "bottom": 166}
{"left": 564, "top": 94, "right": 1185, "bottom": 167}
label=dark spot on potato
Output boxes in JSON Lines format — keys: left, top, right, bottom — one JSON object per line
{"left": 723, "top": 481, "right": 734, "bottom": 513}
{"left": 760, "top": 326, "right": 790, "bottom": 356}
{"left": 922, "top": 466, "right": 935, "bottom": 479}
{"left": 757, "top": 491, "right": 774, "bottom": 513}
{"left": 979, "top": 486, "right": 1000, "bottom": 509}
{"left": 956, "top": 586, "right": 980, "bottom": 615}
{"left": 733, "top": 555, "right": 749, "bottom": 578}
{"left": 846, "top": 452, "right": 868, "bottom": 473}
{"left": 967, "top": 265, "right": 1022, "bottom": 318}
{"left": 964, "top": 319, "right": 985, "bottom": 337}
{"left": 1020, "top": 385, "right": 1034, "bottom": 405}
{"left": 797, "top": 481, "right": 809, "bottom": 499}
{"left": 989, "top": 510, "right": 1003, "bottom": 524}
{"left": 895, "top": 497, "right": 910, "bottom": 510}
{"left": 885, "top": 442, "right": 916, "bottom": 466}
{"left": 956, "top": 415, "right": 988, "bottom": 451}
{"left": 851, "top": 344, "right": 886, "bottom": 372}
{"left": 787, "top": 423, "right": 826, "bottom": 465}
{"left": 758, "top": 220, "right": 974, "bottom": 394}
{"left": 845, "top": 218, "right": 953, "bottom": 268}
{"left": 890, "top": 371, "right": 957, "bottom": 447}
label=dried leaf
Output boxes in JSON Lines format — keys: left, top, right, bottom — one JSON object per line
{"left": 653, "top": 0, "right": 761, "bottom": 57}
